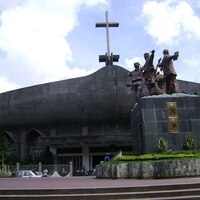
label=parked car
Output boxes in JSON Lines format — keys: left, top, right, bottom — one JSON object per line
{"left": 16, "top": 170, "right": 42, "bottom": 178}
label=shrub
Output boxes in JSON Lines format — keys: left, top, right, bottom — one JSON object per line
{"left": 112, "top": 151, "right": 200, "bottom": 164}
{"left": 0, "top": 164, "right": 11, "bottom": 177}
{"left": 156, "top": 137, "right": 168, "bottom": 153}
{"left": 183, "top": 133, "right": 198, "bottom": 150}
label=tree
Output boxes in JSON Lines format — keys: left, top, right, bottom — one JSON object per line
{"left": 0, "top": 134, "right": 10, "bottom": 169}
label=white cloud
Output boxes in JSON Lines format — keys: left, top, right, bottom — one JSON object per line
{"left": 0, "top": 76, "right": 19, "bottom": 93}
{"left": 142, "top": 0, "right": 200, "bottom": 45}
{"left": 140, "top": 0, "right": 200, "bottom": 84}
{"left": 179, "top": 56, "right": 200, "bottom": 82}
{"left": 125, "top": 57, "right": 143, "bottom": 71}
{"left": 0, "top": 0, "right": 108, "bottom": 92}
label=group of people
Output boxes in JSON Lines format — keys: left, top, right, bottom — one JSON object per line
{"left": 127, "top": 49, "right": 179, "bottom": 101}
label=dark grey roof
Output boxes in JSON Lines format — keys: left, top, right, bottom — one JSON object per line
{"left": 0, "top": 65, "right": 199, "bottom": 127}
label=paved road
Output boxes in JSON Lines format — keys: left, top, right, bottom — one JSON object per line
{"left": 1, "top": 176, "right": 200, "bottom": 190}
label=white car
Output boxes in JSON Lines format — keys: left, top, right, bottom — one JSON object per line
{"left": 16, "top": 170, "right": 42, "bottom": 178}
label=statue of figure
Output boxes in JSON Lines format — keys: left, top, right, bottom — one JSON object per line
{"left": 142, "top": 50, "right": 162, "bottom": 95}
{"left": 155, "top": 58, "right": 166, "bottom": 94}
{"left": 155, "top": 71, "right": 166, "bottom": 94}
{"left": 158, "top": 49, "right": 179, "bottom": 94}
{"left": 127, "top": 62, "right": 144, "bottom": 101}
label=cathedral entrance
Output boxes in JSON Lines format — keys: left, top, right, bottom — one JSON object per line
{"left": 57, "top": 155, "right": 82, "bottom": 173}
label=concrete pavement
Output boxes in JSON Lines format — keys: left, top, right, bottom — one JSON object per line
{"left": 1, "top": 176, "right": 200, "bottom": 190}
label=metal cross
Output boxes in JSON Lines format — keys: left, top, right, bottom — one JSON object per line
{"left": 96, "top": 11, "right": 119, "bottom": 66}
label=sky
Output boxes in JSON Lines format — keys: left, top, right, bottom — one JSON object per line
{"left": 0, "top": 0, "right": 200, "bottom": 93}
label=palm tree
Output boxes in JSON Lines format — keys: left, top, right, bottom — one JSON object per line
{"left": 0, "top": 134, "right": 9, "bottom": 169}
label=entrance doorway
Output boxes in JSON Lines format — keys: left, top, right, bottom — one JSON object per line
{"left": 92, "top": 155, "right": 104, "bottom": 168}
{"left": 58, "top": 155, "right": 82, "bottom": 172}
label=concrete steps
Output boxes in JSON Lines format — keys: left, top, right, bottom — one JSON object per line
{"left": 1, "top": 182, "right": 200, "bottom": 199}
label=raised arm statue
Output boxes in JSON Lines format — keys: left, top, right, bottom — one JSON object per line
{"left": 142, "top": 50, "right": 162, "bottom": 95}
{"left": 158, "top": 49, "right": 179, "bottom": 94}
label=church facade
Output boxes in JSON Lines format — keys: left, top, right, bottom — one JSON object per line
{"left": 0, "top": 65, "right": 199, "bottom": 172}
{"left": 0, "top": 65, "right": 134, "bottom": 172}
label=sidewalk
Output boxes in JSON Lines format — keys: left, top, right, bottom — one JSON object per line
{"left": 1, "top": 176, "right": 200, "bottom": 190}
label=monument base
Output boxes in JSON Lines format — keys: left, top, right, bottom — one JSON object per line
{"left": 131, "top": 93, "right": 200, "bottom": 155}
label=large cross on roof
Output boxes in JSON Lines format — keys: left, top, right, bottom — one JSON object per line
{"left": 95, "top": 11, "right": 120, "bottom": 66}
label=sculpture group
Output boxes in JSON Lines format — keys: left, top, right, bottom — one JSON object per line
{"left": 127, "top": 49, "right": 179, "bottom": 101}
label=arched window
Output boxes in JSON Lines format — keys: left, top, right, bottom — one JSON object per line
{"left": 26, "top": 129, "right": 45, "bottom": 158}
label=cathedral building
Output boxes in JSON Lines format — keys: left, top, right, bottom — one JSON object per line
{"left": 0, "top": 65, "right": 134, "bottom": 171}
{"left": 0, "top": 64, "right": 199, "bottom": 172}
{"left": 1, "top": 11, "right": 200, "bottom": 172}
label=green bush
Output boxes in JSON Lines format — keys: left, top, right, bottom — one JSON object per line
{"left": 183, "top": 133, "right": 198, "bottom": 150}
{"left": 0, "top": 164, "right": 11, "bottom": 177}
{"left": 156, "top": 137, "right": 168, "bottom": 153}
{"left": 109, "top": 150, "right": 200, "bottom": 164}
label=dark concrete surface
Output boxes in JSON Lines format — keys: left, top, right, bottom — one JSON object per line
{"left": 0, "top": 65, "right": 134, "bottom": 127}
{"left": 131, "top": 94, "right": 200, "bottom": 155}
{"left": 1, "top": 176, "right": 200, "bottom": 190}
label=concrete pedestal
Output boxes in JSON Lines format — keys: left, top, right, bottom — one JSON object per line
{"left": 131, "top": 93, "right": 200, "bottom": 155}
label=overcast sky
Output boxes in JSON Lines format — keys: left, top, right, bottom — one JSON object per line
{"left": 0, "top": 0, "right": 200, "bottom": 93}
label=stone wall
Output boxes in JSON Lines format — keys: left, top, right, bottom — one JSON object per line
{"left": 96, "top": 159, "right": 200, "bottom": 179}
